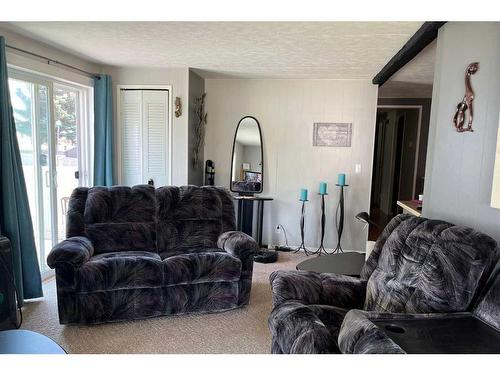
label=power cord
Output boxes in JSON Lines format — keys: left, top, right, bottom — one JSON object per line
{"left": 0, "top": 254, "right": 23, "bottom": 329}
{"left": 276, "top": 224, "right": 293, "bottom": 252}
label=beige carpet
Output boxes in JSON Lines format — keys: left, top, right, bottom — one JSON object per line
{"left": 21, "top": 251, "right": 307, "bottom": 354}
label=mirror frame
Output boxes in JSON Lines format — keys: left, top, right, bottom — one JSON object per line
{"left": 229, "top": 116, "right": 264, "bottom": 195}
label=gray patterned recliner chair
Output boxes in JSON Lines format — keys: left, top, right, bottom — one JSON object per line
{"left": 338, "top": 261, "right": 500, "bottom": 353}
{"left": 268, "top": 214, "right": 498, "bottom": 353}
{"left": 47, "top": 185, "right": 258, "bottom": 324}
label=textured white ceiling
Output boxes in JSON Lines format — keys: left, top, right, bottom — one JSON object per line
{"left": 3, "top": 22, "right": 427, "bottom": 79}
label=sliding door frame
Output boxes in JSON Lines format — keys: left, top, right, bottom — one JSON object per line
{"left": 8, "top": 66, "right": 93, "bottom": 276}
{"left": 116, "top": 84, "right": 173, "bottom": 186}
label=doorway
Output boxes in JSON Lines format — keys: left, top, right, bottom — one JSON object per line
{"left": 369, "top": 106, "right": 422, "bottom": 240}
{"left": 8, "top": 69, "right": 91, "bottom": 274}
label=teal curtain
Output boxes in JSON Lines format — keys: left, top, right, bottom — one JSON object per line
{"left": 0, "top": 36, "right": 43, "bottom": 304}
{"left": 93, "top": 74, "right": 114, "bottom": 186}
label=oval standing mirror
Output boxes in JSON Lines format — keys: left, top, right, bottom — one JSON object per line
{"left": 230, "top": 116, "right": 263, "bottom": 195}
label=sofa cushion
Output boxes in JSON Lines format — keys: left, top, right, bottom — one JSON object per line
{"left": 83, "top": 185, "right": 157, "bottom": 254}
{"left": 364, "top": 216, "right": 498, "bottom": 314}
{"left": 156, "top": 186, "right": 235, "bottom": 257}
{"left": 163, "top": 250, "right": 242, "bottom": 285}
{"left": 75, "top": 251, "right": 164, "bottom": 292}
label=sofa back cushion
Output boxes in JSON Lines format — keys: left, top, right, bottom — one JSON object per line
{"left": 67, "top": 185, "right": 157, "bottom": 255}
{"left": 473, "top": 262, "right": 500, "bottom": 330}
{"left": 156, "top": 186, "right": 235, "bottom": 258}
{"left": 363, "top": 215, "right": 498, "bottom": 314}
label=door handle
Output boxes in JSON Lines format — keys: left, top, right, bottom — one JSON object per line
{"left": 46, "top": 170, "right": 57, "bottom": 188}
{"left": 45, "top": 170, "right": 50, "bottom": 188}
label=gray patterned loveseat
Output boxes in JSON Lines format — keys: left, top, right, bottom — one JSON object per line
{"left": 47, "top": 185, "right": 258, "bottom": 324}
{"left": 268, "top": 214, "right": 499, "bottom": 353}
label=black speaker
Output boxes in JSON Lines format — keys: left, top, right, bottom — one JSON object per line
{"left": 0, "top": 236, "right": 18, "bottom": 330}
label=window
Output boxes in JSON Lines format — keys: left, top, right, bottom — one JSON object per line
{"left": 8, "top": 68, "right": 92, "bottom": 275}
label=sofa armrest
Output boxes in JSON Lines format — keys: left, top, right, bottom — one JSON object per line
{"left": 47, "top": 236, "right": 94, "bottom": 269}
{"left": 217, "top": 231, "right": 258, "bottom": 262}
{"left": 270, "top": 270, "right": 367, "bottom": 309}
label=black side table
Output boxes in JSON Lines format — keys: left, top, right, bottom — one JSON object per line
{"left": 0, "top": 329, "right": 66, "bottom": 354}
{"left": 296, "top": 252, "right": 365, "bottom": 277}
{"left": 233, "top": 196, "right": 273, "bottom": 248}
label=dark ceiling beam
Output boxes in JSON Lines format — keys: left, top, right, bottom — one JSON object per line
{"left": 372, "top": 21, "right": 447, "bottom": 86}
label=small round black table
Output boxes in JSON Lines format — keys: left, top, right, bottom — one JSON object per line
{"left": 296, "top": 252, "right": 366, "bottom": 277}
{"left": 0, "top": 329, "right": 66, "bottom": 354}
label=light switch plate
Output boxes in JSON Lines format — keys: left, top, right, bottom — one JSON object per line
{"left": 355, "top": 164, "right": 362, "bottom": 173}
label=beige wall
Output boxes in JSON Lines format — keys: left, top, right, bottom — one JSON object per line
{"left": 204, "top": 79, "right": 378, "bottom": 251}
{"left": 103, "top": 66, "right": 190, "bottom": 186}
{"left": 423, "top": 22, "right": 500, "bottom": 244}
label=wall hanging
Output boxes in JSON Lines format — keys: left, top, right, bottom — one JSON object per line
{"left": 174, "top": 97, "right": 182, "bottom": 118}
{"left": 192, "top": 93, "right": 207, "bottom": 168}
{"left": 453, "top": 62, "right": 479, "bottom": 133}
{"left": 313, "top": 122, "right": 352, "bottom": 147}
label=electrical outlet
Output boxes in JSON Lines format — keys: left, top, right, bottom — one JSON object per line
{"left": 355, "top": 164, "right": 362, "bottom": 174}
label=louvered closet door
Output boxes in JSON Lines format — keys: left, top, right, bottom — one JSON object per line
{"left": 120, "top": 90, "right": 143, "bottom": 186}
{"left": 142, "top": 90, "right": 169, "bottom": 186}
{"left": 120, "top": 89, "right": 169, "bottom": 186}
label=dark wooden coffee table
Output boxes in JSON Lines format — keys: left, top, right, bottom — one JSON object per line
{"left": 296, "top": 252, "right": 365, "bottom": 276}
{"left": 0, "top": 329, "right": 66, "bottom": 354}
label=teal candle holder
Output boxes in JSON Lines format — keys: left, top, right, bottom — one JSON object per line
{"left": 337, "top": 173, "right": 346, "bottom": 186}
{"left": 319, "top": 182, "right": 328, "bottom": 195}
{"left": 299, "top": 188, "right": 308, "bottom": 202}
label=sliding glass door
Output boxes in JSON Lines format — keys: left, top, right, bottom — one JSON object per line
{"left": 8, "top": 70, "right": 90, "bottom": 274}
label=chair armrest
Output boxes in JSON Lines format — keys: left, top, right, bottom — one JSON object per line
{"left": 47, "top": 236, "right": 94, "bottom": 269}
{"left": 269, "top": 301, "right": 338, "bottom": 353}
{"left": 338, "top": 309, "right": 406, "bottom": 354}
{"left": 270, "top": 270, "right": 367, "bottom": 309}
{"left": 217, "top": 231, "right": 258, "bottom": 261}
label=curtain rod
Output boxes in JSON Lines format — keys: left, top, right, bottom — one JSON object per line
{"left": 6, "top": 44, "right": 101, "bottom": 80}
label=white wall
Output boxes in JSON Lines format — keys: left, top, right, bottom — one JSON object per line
{"left": 0, "top": 26, "right": 194, "bottom": 188}
{"left": 205, "top": 79, "right": 378, "bottom": 251}
{"left": 103, "top": 66, "right": 190, "bottom": 186}
{"left": 423, "top": 22, "right": 500, "bottom": 244}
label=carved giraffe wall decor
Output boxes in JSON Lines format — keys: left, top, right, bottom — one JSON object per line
{"left": 453, "top": 62, "right": 479, "bottom": 132}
